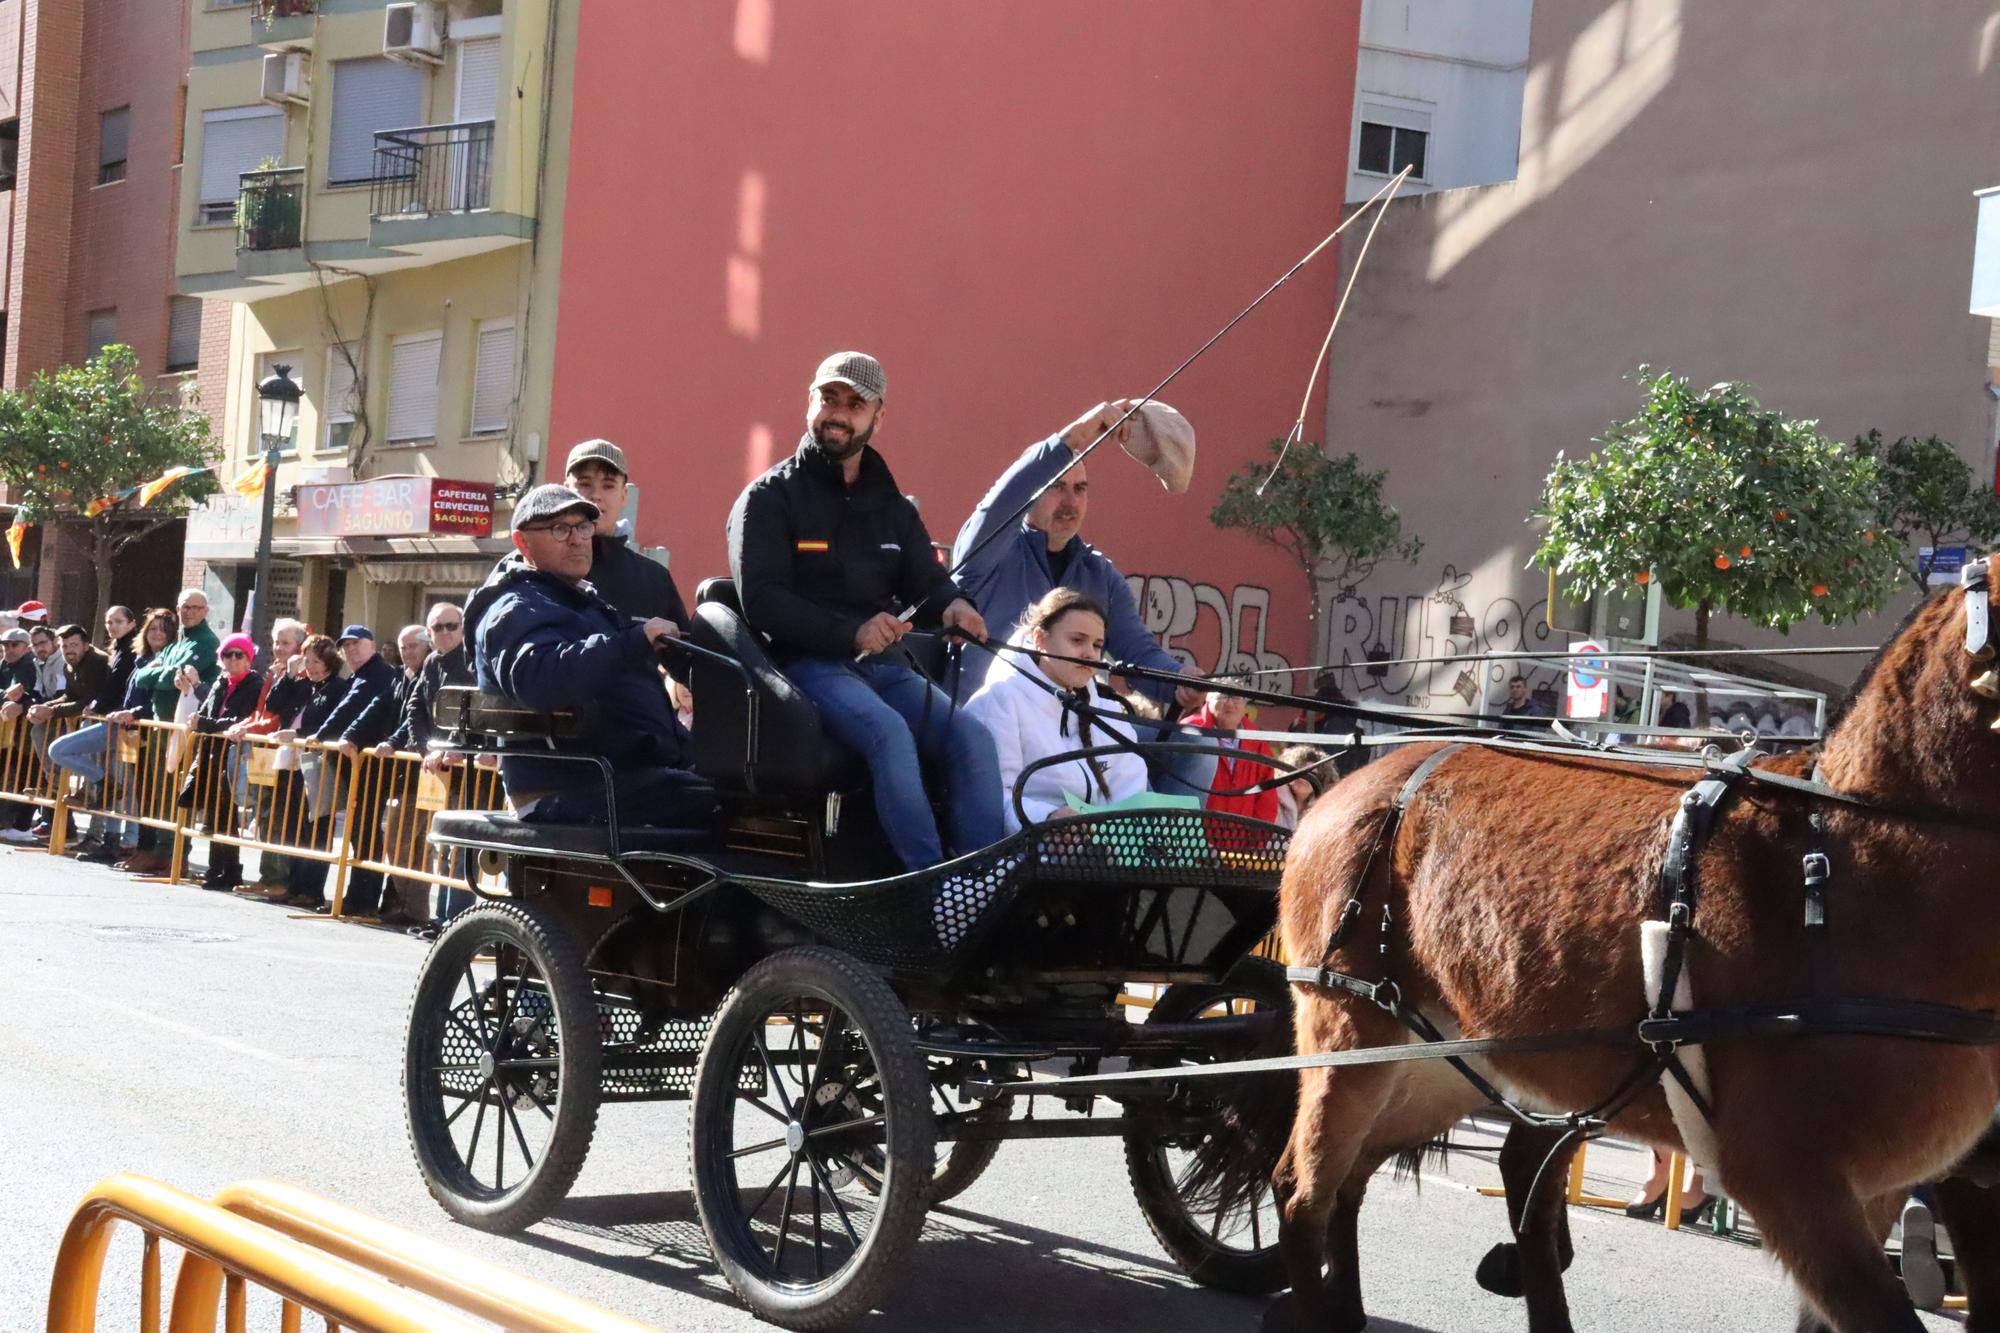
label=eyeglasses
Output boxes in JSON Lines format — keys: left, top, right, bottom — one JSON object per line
{"left": 428, "top": 621, "right": 461, "bottom": 633}
{"left": 523, "top": 519, "right": 594, "bottom": 541}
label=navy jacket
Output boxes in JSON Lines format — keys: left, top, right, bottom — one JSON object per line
{"left": 313, "top": 653, "right": 400, "bottom": 747}
{"left": 91, "top": 630, "right": 139, "bottom": 716}
{"left": 951, "top": 436, "right": 1183, "bottom": 702}
{"left": 266, "top": 672, "right": 349, "bottom": 737}
{"left": 390, "top": 642, "right": 474, "bottom": 753}
{"left": 466, "top": 556, "right": 691, "bottom": 804}
{"left": 727, "top": 437, "right": 967, "bottom": 660}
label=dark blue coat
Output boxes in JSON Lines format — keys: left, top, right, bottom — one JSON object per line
{"left": 465, "top": 556, "right": 691, "bottom": 805}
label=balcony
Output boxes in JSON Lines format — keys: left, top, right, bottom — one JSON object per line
{"left": 236, "top": 167, "right": 303, "bottom": 254}
{"left": 368, "top": 121, "right": 534, "bottom": 259}
{"left": 252, "top": 0, "right": 320, "bottom": 49}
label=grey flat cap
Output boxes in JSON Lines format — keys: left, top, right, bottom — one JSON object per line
{"left": 811, "top": 351, "right": 886, "bottom": 403}
{"left": 510, "top": 483, "right": 600, "bottom": 533}
{"left": 565, "top": 437, "right": 629, "bottom": 478}
{"left": 0, "top": 628, "right": 29, "bottom": 645}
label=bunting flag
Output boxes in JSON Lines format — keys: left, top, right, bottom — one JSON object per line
{"left": 232, "top": 460, "right": 270, "bottom": 499}
{"left": 6, "top": 518, "right": 26, "bottom": 571}
{"left": 136, "top": 464, "right": 214, "bottom": 508}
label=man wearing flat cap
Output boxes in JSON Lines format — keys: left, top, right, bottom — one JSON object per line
{"left": 465, "top": 483, "right": 713, "bottom": 829}
{"left": 561, "top": 436, "right": 692, "bottom": 631}
{"left": 952, "top": 399, "right": 1204, "bottom": 709}
{"left": 727, "top": 351, "right": 1003, "bottom": 872}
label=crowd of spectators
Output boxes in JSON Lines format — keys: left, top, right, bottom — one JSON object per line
{"left": 0, "top": 589, "right": 481, "bottom": 941}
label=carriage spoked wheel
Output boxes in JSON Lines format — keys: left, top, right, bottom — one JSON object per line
{"left": 690, "top": 946, "right": 933, "bottom": 1330}
{"left": 1124, "top": 956, "right": 1289, "bottom": 1293}
{"left": 403, "top": 899, "right": 602, "bottom": 1233}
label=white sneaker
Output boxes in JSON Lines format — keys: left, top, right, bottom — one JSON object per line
{"left": 0, "top": 827, "right": 39, "bottom": 843}
{"left": 1900, "top": 1197, "right": 1945, "bottom": 1311}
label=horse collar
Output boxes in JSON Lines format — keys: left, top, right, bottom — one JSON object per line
{"left": 1964, "top": 556, "right": 1992, "bottom": 661}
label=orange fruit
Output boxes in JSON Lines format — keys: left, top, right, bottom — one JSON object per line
{"left": 1863, "top": 531, "right": 1876, "bottom": 543}
{"left": 1775, "top": 510, "right": 1788, "bottom": 521}
{"left": 1635, "top": 570, "right": 1651, "bottom": 585}
{"left": 1811, "top": 583, "right": 1829, "bottom": 597}
{"left": 1739, "top": 545, "right": 1753, "bottom": 558}
{"left": 1714, "top": 554, "right": 1732, "bottom": 570}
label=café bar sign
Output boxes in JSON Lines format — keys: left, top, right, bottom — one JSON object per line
{"left": 293, "top": 476, "right": 495, "bottom": 539}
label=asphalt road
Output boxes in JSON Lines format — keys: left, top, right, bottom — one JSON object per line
{"left": 0, "top": 852, "right": 1967, "bottom": 1332}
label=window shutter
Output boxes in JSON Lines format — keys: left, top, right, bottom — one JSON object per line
{"left": 329, "top": 57, "right": 426, "bottom": 186}
{"left": 198, "top": 106, "right": 285, "bottom": 207}
{"left": 99, "top": 106, "right": 130, "bottom": 169}
{"left": 85, "top": 309, "right": 117, "bottom": 361}
{"left": 455, "top": 38, "right": 501, "bottom": 122}
{"left": 166, "top": 297, "right": 202, "bottom": 372}
{"left": 386, "top": 332, "right": 442, "bottom": 442}
{"left": 469, "top": 320, "right": 514, "bottom": 434}
{"left": 324, "top": 344, "right": 359, "bottom": 422}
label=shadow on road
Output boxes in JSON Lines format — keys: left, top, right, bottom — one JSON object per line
{"left": 520, "top": 1189, "right": 1442, "bottom": 1332}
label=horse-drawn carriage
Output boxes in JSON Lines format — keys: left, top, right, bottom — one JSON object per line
{"left": 402, "top": 578, "right": 1295, "bottom": 1328}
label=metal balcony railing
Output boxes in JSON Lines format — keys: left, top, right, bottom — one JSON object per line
{"left": 370, "top": 120, "right": 495, "bottom": 220}
{"left": 235, "top": 166, "right": 304, "bottom": 252}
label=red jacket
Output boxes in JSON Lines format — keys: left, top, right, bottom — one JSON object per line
{"left": 1185, "top": 705, "right": 1280, "bottom": 824}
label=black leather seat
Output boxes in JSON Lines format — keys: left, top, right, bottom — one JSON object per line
{"left": 430, "top": 810, "right": 714, "bottom": 858}
{"left": 688, "top": 577, "right": 854, "bottom": 794}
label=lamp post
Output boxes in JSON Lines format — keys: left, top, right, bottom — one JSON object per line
{"left": 252, "top": 365, "right": 300, "bottom": 669}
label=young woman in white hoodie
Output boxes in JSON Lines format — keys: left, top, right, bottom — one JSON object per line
{"left": 964, "top": 588, "right": 1152, "bottom": 834}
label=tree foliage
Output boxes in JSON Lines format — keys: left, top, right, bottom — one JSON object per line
{"left": 1851, "top": 429, "right": 2000, "bottom": 592}
{"left": 1211, "top": 440, "right": 1422, "bottom": 639}
{"left": 1532, "top": 369, "right": 1901, "bottom": 638}
{"left": 0, "top": 346, "right": 219, "bottom": 620}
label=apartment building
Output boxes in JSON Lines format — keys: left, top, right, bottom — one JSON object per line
{"left": 0, "top": 0, "right": 221, "bottom": 614}
{"left": 1319, "top": 0, "right": 2000, "bottom": 711}
{"left": 175, "top": 0, "right": 575, "bottom": 635}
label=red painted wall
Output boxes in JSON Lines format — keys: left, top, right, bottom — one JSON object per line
{"left": 551, "top": 0, "right": 1362, "bottom": 678}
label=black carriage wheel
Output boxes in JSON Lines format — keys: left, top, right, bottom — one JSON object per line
{"left": 862, "top": 1071, "right": 1008, "bottom": 1207}
{"left": 690, "top": 946, "right": 933, "bottom": 1330}
{"left": 1124, "top": 957, "right": 1290, "bottom": 1293}
{"left": 403, "top": 899, "right": 602, "bottom": 1233}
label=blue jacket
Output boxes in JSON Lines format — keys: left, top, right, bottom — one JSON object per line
{"left": 465, "top": 556, "right": 691, "bottom": 805}
{"left": 950, "top": 435, "right": 1183, "bottom": 701}
{"left": 311, "top": 652, "right": 400, "bottom": 747}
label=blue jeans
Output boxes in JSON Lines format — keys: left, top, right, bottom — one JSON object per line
{"left": 48, "top": 722, "right": 135, "bottom": 846}
{"left": 787, "top": 656, "right": 1005, "bottom": 870}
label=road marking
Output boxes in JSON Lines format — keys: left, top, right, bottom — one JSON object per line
{"left": 69, "top": 993, "right": 296, "bottom": 1066}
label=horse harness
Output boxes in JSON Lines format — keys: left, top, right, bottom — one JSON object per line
{"left": 1277, "top": 556, "right": 2000, "bottom": 1138}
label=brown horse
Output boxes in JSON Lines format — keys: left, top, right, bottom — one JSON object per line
{"left": 1233, "top": 576, "right": 2000, "bottom": 1333}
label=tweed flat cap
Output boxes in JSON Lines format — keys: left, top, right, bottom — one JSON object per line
{"left": 565, "top": 438, "right": 629, "bottom": 478}
{"left": 811, "top": 351, "right": 886, "bottom": 403}
{"left": 510, "top": 483, "right": 600, "bottom": 533}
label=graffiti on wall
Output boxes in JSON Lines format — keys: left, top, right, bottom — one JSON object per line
{"left": 1321, "top": 564, "right": 1555, "bottom": 710}
{"left": 1124, "top": 573, "right": 1292, "bottom": 677}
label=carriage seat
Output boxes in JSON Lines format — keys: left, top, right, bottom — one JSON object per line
{"left": 429, "top": 808, "right": 713, "bottom": 859}
{"left": 429, "top": 685, "right": 590, "bottom": 749}
{"left": 687, "top": 577, "right": 855, "bottom": 795}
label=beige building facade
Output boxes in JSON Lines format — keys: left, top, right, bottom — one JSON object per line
{"left": 175, "top": 0, "right": 575, "bottom": 635}
{"left": 1320, "top": 0, "right": 2000, "bottom": 713}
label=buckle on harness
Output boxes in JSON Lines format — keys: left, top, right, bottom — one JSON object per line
{"left": 1369, "top": 980, "right": 1402, "bottom": 1014}
{"left": 1326, "top": 897, "right": 1363, "bottom": 950}
{"left": 1637, "top": 1015, "right": 1682, "bottom": 1054}
{"left": 1802, "top": 851, "right": 1830, "bottom": 886}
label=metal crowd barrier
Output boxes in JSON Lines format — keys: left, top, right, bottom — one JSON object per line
{"left": 46, "top": 1173, "right": 651, "bottom": 1331}
{"left": 27, "top": 716, "right": 504, "bottom": 916}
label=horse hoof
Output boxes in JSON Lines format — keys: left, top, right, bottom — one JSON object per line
{"left": 1475, "top": 1242, "right": 1524, "bottom": 1298}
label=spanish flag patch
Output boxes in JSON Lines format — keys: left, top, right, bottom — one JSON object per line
{"left": 795, "top": 539, "right": 830, "bottom": 553}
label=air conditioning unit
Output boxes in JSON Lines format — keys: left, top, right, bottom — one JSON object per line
{"left": 383, "top": 1, "right": 445, "bottom": 63}
{"left": 260, "top": 50, "right": 310, "bottom": 106}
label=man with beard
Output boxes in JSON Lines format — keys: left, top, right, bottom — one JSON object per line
{"left": 727, "top": 351, "right": 1002, "bottom": 873}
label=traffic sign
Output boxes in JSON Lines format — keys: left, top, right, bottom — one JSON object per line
{"left": 1566, "top": 639, "right": 1610, "bottom": 720}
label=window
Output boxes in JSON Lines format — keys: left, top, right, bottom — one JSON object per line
{"left": 0, "top": 120, "right": 19, "bottom": 192}
{"left": 468, "top": 319, "right": 514, "bottom": 435}
{"left": 166, "top": 296, "right": 202, "bottom": 373}
{"left": 255, "top": 350, "right": 303, "bottom": 457}
{"left": 323, "top": 343, "right": 359, "bottom": 454}
{"left": 197, "top": 106, "right": 284, "bottom": 226}
{"left": 328, "top": 57, "right": 425, "bottom": 187}
{"left": 385, "top": 331, "right": 442, "bottom": 444}
{"left": 1356, "top": 99, "right": 1432, "bottom": 182}
{"left": 97, "top": 107, "right": 129, "bottom": 185}
{"left": 85, "top": 308, "right": 117, "bottom": 362}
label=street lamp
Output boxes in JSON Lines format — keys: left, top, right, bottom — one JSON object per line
{"left": 251, "top": 364, "right": 300, "bottom": 667}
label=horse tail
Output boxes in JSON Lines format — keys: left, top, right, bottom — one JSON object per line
{"left": 1390, "top": 1128, "right": 1455, "bottom": 1187}
{"left": 1179, "top": 995, "right": 1301, "bottom": 1216}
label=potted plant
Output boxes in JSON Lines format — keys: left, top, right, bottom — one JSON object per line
{"left": 234, "top": 158, "right": 301, "bottom": 251}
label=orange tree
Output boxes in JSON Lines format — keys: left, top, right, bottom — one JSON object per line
{"left": 1531, "top": 369, "right": 1901, "bottom": 652}
{"left": 1852, "top": 429, "right": 2000, "bottom": 594}
{"left": 0, "top": 346, "right": 219, "bottom": 626}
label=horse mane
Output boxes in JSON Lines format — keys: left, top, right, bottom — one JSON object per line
{"left": 1819, "top": 583, "right": 1953, "bottom": 743}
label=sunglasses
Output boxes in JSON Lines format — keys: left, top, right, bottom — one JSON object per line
{"left": 428, "top": 621, "right": 461, "bottom": 633}
{"left": 220, "top": 650, "right": 248, "bottom": 660}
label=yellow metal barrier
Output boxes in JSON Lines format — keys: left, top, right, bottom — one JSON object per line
{"left": 211, "top": 1180, "right": 657, "bottom": 1332}
{"left": 181, "top": 730, "right": 362, "bottom": 908}
{"left": 0, "top": 712, "right": 82, "bottom": 828}
{"left": 337, "top": 750, "right": 507, "bottom": 912}
{"left": 46, "top": 1173, "right": 487, "bottom": 1333}
{"left": 46, "top": 717, "right": 200, "bottom": 875}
